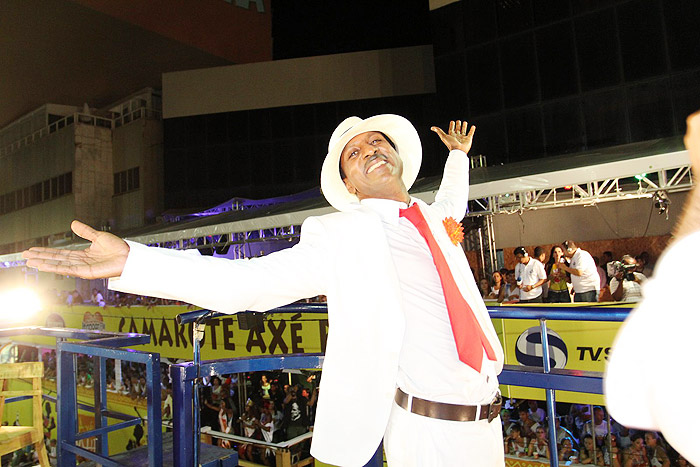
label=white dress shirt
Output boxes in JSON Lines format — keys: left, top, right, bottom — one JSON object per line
{"left": 361, "top": 198, "right": 498, "bottom": 405}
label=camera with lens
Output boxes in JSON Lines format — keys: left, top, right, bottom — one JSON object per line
{"left": 606, "top": 260, "right": 637, "bottom": 281}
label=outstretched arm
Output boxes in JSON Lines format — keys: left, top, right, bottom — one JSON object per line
{"left": 22, "top": 220, "right": 129, "bottom": 279}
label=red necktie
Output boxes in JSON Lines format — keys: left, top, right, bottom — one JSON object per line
{"left": 399, "top": 203, "right": 496, "bottom": 373}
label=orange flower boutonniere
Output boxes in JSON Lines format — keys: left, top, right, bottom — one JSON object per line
{"left": 442, "top": 217, "right": 464, "bottom": 245}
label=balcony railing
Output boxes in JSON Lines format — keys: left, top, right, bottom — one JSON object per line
{"left": 1, "top": 304, "right": 632, "bottom": 466}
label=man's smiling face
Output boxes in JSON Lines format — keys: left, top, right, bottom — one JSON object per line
{"left": 339, "top": 131, "right": 406, "bottom": 202}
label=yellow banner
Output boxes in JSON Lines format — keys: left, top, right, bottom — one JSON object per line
{"left": 497, "top": 303, "right": 629, "bottom": 405}
{"left": 19, "top": 305, "right": 328, "bottom": 361}
{"left": 13, "top": 303, "right": 628, "bottom": 405}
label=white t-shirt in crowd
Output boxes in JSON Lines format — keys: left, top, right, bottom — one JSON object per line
{"left": 519, "top": 258, "right": 547, "bottom": 301}
{"left": 569, "top": 248, "right": 600, "bottom": 293}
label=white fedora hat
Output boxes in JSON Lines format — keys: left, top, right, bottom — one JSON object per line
{"left": 320, "top": 114, "right": 422, "bottom": 212}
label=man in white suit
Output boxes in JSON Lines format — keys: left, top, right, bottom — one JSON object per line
{"left": 24, "top": 115, "right": 505, "bottom": 466}
{"left": 605, "top": 110, "right": 700, "bottom": 466}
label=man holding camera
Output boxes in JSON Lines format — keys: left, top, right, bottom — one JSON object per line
{"left": 608, "top": 255, "right": 646, "bottom": 303}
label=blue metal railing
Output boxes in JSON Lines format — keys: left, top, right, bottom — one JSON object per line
{"left": 2, "top": 304, "right": 632, "bottom": 467}
{"left": 0, "top": 327, "right": 160, "bottom": 467}
{"left": 488, "top": 305, "right": 632, "bottom": 467}
{"left": 172, "top": 303, "right": 632, "bottom": 467}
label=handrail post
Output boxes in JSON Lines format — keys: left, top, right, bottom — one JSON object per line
{"left": 171, "top": 363, "right": 194, "bottom": 466}
{"left": 539, "top": 318, "right": 559, "bottom": 467}
{"left": 146, "top": 352, "right": 162, "bottom": 466}
{"left": 56, "top": 343, "right": 77, "bottom": 467}
{"left": 93, "top": 355, "right": 108, "bottom": 456}
{"left": 193, "top": 321, "right": 206, "bottom": 467}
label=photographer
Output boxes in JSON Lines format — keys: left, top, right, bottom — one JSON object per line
{"left": 608, "top": 255, "right": 646, "bottom": 303}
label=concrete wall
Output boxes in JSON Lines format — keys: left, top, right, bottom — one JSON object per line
{"left": 73, "top": 124, "right": 113, "bottom": 229}
{"left": 162, "top": 45, "right": 436, "bottom": 118}
{"left": 111, "top": 117, "right": 164, "bottom": 229}
{"left": 0, "top": 124, "right": 77, "bottom": 246}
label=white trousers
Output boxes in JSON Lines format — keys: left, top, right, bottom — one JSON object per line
{"left": 383, "top": 400, "right": 505, "bottom": 467}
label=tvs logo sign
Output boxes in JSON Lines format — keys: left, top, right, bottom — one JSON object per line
{"left": 515, "top": 327, "right": 568, "bottom": 368}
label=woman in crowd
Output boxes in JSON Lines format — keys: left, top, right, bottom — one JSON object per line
{"left": 529, "top": 426, "right": 550, "bottom": 460}
{"left": 559, "top": 437, "right": 579, "bottom": 463}
{"left": 546, "top": 245, "right": 571, "bottom": 303}
{"left": 218, "top": 398, "right": 235, "bottom": 449}
{"left": 581, "top": 434, "right": 605, "bottom": 466}
{"left": 623, "top": 433, "right": 649, "bottom": 467}
{"left": 260, "top": 374, "right": 271, "bottom": 400}
{"left": 210, "top": 376, "right": 223, "bottom": 404}
{"left": 605, "top": 433, "right": 622, "bottom": 467}
{"left": 487, "top": 271, "right": 504, "bottom": 299}
{"left": 499, "top": 269, "right": 521, "bottom": 303}
{"left": 479, "top": 277, "right": 492, "bottom": 299}
{"left": 238, "top": 403, "right": 260, "bottom": 461}
{"left": 504, "top": 424, "right": 528, "bottom": 457}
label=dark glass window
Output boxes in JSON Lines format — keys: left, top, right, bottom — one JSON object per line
{"left": 500, "top": 34, "right": 538, "bottom": 107}
{"left": 470, "top": 114, "right": 507, "bottom": 165}
{"left": 249, "top": 109, "right": 271, "bottom": 141}
{"left": 537, "top": 22, "right": 578, "bottom": 99}
{"left": 663, "top": 0, "right": 700, "bottom": 71}
{"left": 671, "top": 70, "right": 700, "bottom": 133}
{"left": 435, "top": 53, "right": 468, "bottom": 118}
{"left": 506, "top": 107, "right": 544, "bottom": 162}
{"left": 227, "top": 111, "right": 249, "bottom": 142}
{"left": 114, "top": 167, "right": 139, "bottom": 195}
{"left": 205, "top": 113, "right": 228, "bottom": 145}
{"left": 432, "top": 2, "right": 464, "bottom": 56}
{"left": 575, "top": 10, "right": 621, "bottom": 91}
{"left": 252, "top": 142, "right": 273, "bottom": 185}
{"left": 207, "top": 147, "right": 230, "bottom": 189}
{"left": 229, "top": 143, "right": 252, "bottom": 187}
{"left": 542, "top": 99, "right": 585, "bottom": 156}
{"left": 627, "top": 79, "right": 673, "bottom": 141}
{"left": 466, "top": 44, "right": 502, "bottom": 114}
{"left": 572, "top": 0, "right": 618, "bottom": 15}
{"left": 270, "top": 107, "right": 295, "bottom": 139}
{"left": 582, "top": 89, "right": 629, "bottom": 149}
{"left": 618, "top": 0, "right": 666, "bottom": 81}
{"left": 463, "top": 0, "right": 498, "bottom": 46}
{"left": 533, "top": 0, "right": 571, "bottom": 25}
{"left": 496, "top": 0, "right": 533, "bottom": 36}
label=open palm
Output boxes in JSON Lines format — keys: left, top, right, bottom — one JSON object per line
{"left": 22, "top": 220, "right": 129, "bottom": 279}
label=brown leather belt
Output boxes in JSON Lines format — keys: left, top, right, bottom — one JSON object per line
{"left": 394, "top": 388, "right": 502, "bottom": 423}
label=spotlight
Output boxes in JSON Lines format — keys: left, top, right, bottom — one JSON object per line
{"left": 653, "top": 191, "right": 670, "bottom": 216}
{"left": 0, "top": 288, "right": 42, "bottom": 324}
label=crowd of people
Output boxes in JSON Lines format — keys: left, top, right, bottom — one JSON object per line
{"left": 199, "top": 371, "right": 319, "bottom": 465}
{"left": 502, "top": 400, "right": 692, "bottom": 466}
{"left": 16, "top": 345, "right": 319, "bottom": 465}
{"left": 477, "top": 240, "right": 655, "bottom": 304}
{"left": 41, "top": 287, "right": 186, "bottom": 308}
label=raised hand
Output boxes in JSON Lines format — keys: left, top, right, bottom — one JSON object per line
{"left": 431, "top": 120, "right": 476, "bottom": 154}
{"left": 22, "top": 220, "right": 129, "bottom": 279}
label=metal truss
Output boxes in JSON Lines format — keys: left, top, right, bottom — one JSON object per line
{"left": 467, "top": 163, "right": 693, "bottom": 216}
{"left": 148, "top": 225, "right": 301, "bottom": 258}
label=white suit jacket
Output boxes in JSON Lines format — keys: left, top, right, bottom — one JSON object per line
{"left": 110, "top": 149, "right": 505, "bottom": 467}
